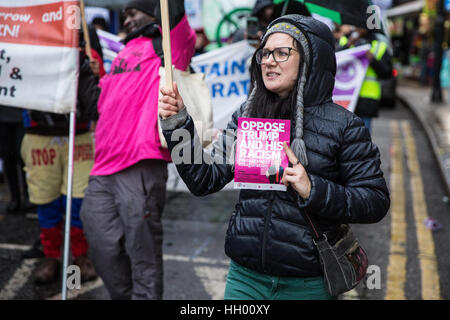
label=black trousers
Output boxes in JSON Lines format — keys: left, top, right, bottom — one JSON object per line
{"left": 0, "top": 123, "right": 27, "bottom": 203}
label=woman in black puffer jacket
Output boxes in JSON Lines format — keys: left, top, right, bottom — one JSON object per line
{"left": 159, "top": 15, "right": 390, "bottom": 300}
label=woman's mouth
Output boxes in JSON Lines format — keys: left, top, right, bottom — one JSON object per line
{"left": 266, "top": 72, "right": 280, "bottom": 80}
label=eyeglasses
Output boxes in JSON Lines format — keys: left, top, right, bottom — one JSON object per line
{"left": 256, "top": 47, "right": 297, "bottom": 64}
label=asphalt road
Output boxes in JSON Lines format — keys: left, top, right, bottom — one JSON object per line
{"left": 0, "top": 101, "right": 448, "bottom": 300}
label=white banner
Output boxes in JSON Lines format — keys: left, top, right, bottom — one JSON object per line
{"left": 0, "top": 0, "right": 79, "bottom": 114}
{"left": 185, "top": 0, "right": 203, "bottom": 30}
{"left": 85, "top": 6, "right": 110, "bottom": 24}
{"left": 191, "top": 40, "right": 255, "bottom": 131}
{"left": 202, "top": 0, "right": 256, "bottom": 43}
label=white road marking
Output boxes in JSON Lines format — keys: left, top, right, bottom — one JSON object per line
{"left": 191, "top": 239, "right": 211, "bottom": 259}
{"left": 0, "top": 243, "right": 32, "bottom": 251}
{"left": 341, "top": 288, "right": 359, "bottom": 300}
{"left": 46, "top": 278, "right": 104, "bottom": 300}
{"left": 25, "top": 213, "right": 38, "bottom": 220}
{"left": 164, "top": 253, "right": 229, "bottom": 266}
{"left": 0, "top": 259, "right": 39, "bottom": 300}
{"left": 0, "top": 244, "right": 229, "bottom": 300}
{"left": 194, "top": 265, "right": 228, "bottom": 300}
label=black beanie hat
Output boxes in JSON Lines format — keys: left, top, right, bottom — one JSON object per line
{"left": 252, "top": 0, "right": 273, "bottom": 17}
{"left": 125, "top": 0, "right": 158, "bottom": 17}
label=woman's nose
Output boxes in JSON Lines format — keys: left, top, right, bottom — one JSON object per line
{"left": 266, "top": 53, "right": 277, "bottom": 65}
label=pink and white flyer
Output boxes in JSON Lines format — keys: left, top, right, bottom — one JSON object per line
{"left": 234, "top": 118, "right": 291, "bottom": 191}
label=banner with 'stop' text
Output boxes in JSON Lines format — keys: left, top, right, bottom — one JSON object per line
{"left": 0, "top": 0, "right": 79, "bottom": 114}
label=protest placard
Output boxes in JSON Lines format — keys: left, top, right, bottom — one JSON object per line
{"left": 0, "top": 0, "right": 79, "bottom": 113}
{"left": 234, "top": 118, "right": 291, "bottom": 191}
{"left": 333, "top": 44, "right": 371, "bottom": 112}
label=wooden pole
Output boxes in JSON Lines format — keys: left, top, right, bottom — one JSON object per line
{"left": 80, "top": 0, "right": 92, "bottom": 60}
{"left": 160, "top": 0, "right": 173, "bottom": 88}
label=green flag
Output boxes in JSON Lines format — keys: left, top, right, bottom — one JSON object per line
{"left": 273, "top": 0, "right": 374, "bottom": 29}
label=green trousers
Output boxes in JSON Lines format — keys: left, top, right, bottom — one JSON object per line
{"left": 224, "top": 260, "right": 337, "bottom": 300}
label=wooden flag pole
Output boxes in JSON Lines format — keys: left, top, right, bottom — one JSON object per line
{"left": 80, "top": 0, "right": 92, "bottom": 60}
{"left": 160, "top": 0, "right": 173, "bottom": 88}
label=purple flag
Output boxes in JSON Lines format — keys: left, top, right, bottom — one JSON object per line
{"left": 333, "top": 44, "right": 371, "bottom": 113}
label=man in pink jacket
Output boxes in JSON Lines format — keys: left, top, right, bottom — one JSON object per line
{"left": 80, "top": 0, "right": 196, "bottom": 300}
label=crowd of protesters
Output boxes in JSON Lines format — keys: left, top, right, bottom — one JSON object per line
{"left": 0, "top": 0, "right": 391, "bottom": 300}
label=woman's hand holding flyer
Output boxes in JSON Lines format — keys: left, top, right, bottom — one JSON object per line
{"left": 281, "top": 142, "right": 311, "bottom": 200}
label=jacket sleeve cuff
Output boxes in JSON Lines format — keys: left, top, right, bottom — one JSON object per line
{"left": 297, "top": 173, "right": 324, "bottom": 209}
{"left": 160, "top": 107, "right": 188, "bottom": 131}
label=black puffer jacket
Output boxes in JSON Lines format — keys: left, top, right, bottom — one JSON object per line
{"left": 0, "top": 105, "right": 23, "bottom": 124}
{"left": 162, "top": 16, "right": 390, "bottom": 277}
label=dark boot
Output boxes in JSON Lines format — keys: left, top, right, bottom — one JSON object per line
{"left": 73, "top": 255, "right": 97, "bottom": 282}
{"left": 6, "top": 198, "right": 21, "bottom": 213}
{"left": 22, "top": 174, "right": 36, "bottom": 213}
{"left": 34, "top": 257, "right": 61, "bottom": 284}
{"left": 22, "top": 238, "right": 44, "bottom": 259}
{"left": 4, "top": 157, "right": 22, "bottom": 214}
{"left": 22, "top": 198, "right": 37, "bottom": 213}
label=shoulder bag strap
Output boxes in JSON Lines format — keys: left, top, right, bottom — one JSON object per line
{"left": 301, "top": 209, "right": 327, "bottom": 243}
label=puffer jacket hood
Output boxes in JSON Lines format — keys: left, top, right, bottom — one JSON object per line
{"left": 263, "top": 14, "right": 336, "bottom": 107}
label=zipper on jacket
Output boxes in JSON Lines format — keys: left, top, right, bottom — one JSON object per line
{"left": 261, "top": 192, "right": 275, "bottom": 273}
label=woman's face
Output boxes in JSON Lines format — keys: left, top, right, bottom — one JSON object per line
{"left": 261, "top": 33, "right": 300, "bottom": 98}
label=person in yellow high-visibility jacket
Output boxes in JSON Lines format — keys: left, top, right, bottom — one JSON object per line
{"left": 337, "top": 28, "right": 393, "bottom": 133}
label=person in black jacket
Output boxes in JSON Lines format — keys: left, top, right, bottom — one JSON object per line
{"left": 159, "top": 15, "right": 390, "bottom": 299}
{"left": 0, "top": 105, "right": 32, "bottom": 213}
{"left": 252, "top": 0, "right": 274, "bottom": 32}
